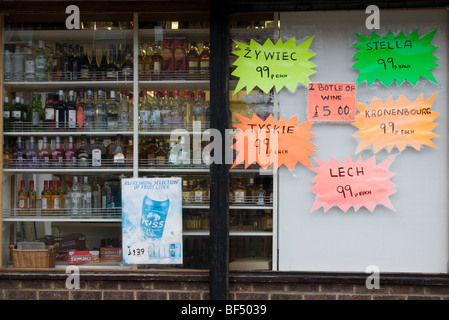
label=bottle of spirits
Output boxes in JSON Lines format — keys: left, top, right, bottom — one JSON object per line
{"left": 28, "top": 179, "right": 37, "bottom": 210}
{"left": 99, "top": 48, "right": 108, "bottom": 80}
{"left": 51, "top": 43, "right": 62, "bottom": 81}
{"left": 35, "top": 40, "right": 48, "bottom": 82}
{"left": 193, "top": 90, "right": 206, "bottom": 125}
{"left": 44, "top": 93, "right": 55, "bottom": 130}
{"left": 246, "top": 178, "right": 256, "bottom": 203}
{"left": 193, "top": 179, "right": 207, "bottom": 203}
{"left": 71, "top": 44, "right": 80, "bottom": 81}
{"left": 17, "top": 180, "right": 28, "bottom": 210}
{"left": 24, "top": 136, "right": 38, "bottom": 168}
{"left": 155, "top": 140, "right": 167, "bottom": 167}
{"left": 168, "top": 141, "right": 179, "bottom": 167}
{"left": 41, "top": 180, "right": 51, "bottom": 212}
{"left": 12, "top": 43, "right": 24, "bottom": 81}
{"left": 81, "top": 176, "right": 92, "bottom": 215}
{"left": 11, "top": 96, "right": 22, "bottom": 131}
{"left": 51, "top": 136, "right": 65, "bottom": 167}
{"left": 95, "top": 89, "right": 107, "bottom": 131}
{"left": 4, "top": 49, "right": 12, "bottom": 82}
{"left": 66, "top": 90, "right": 77, "bottom": 130}
{"left": 112, "top": 134, "right": 125, "bottom": 166}
{"left": 51, "top": 180, "right": 62, "bottom": 211}
{"left": 63, "top": 180, "right": 72, "bottom": 211}
{"left": 101, "top": 181, "right": 112, "bottom": 212}
{"left": 150, "top": 90, "right": 161, "bottom": 128}
{"left": 262, "top": 211, "right": 273, "bottom": 230}
{"left": 186, "top": 41, "right": 200, "bottom": 79}
{"left": 106, "top": 44, "right": 119, "bottom": 80}
{"left": 77, "top": 135, "right": 89, "bottom": 167}
{"left": 106, "top": 90, "right": 119, "bottom": 130}
{"left": 233, "top": 177, "right": 246, "bottom": 203}
{"left": 121, "top": 45, "right": 133, "bottom": 80}
{"left": 3, "top": 137, "right": 14, "bottom": 168}
{"left": 83, "top": 89, "right": 94, "bottom": 131}
{"left": 171, "top": 89, "right": 182, "bottom": 128}
{"left": 161, "top": 89, "right": 171, "bottom": 127}
{"left": 178, "top": 135, "right": 190, "bottom": 167}
{"left": 182, "top": 90, "right": 192, "bottom": 128}
{"left": 152, "top": 42, "right": 163, "bottom": 80}
{"left": 55, "top": 90, "right": 66, "bottom": 130}
{"left": 199, "top": 41, "right": 210, "bottom": 78}
{"left": 182, "top": 180, "right": 191, "bottom": 203}
{"left": 60, "top": 43, "right": 70, "bottom": 81}
{"left": 24, "top": 41, "right": 36, "bottom": 82}
{"left": 145, "top": 138, "right": 158, "bottom": 167}
{"left": 90, "top": 137, "right": 106, "bottom": 167}
{"left": 118, "top": 90, "right": 130, "bottom": 130}
{"left": 92, "top": 178, "right": 102, "bottom": 212}
{"left": 3, "top": 97, "right": 11, "bottom": 132}
{"left": 31, "top": 93, "right": 40, "bottom": 129}
{"left": 70, "top": 176, "right": 82, "bottom": 215}
{"left": 142, "top": 45, "right": 152, "bottom": 80}
{"left": 125, "top": 138, "right": 133, "bottom": 168}
{"left": 38, "top": 136, "right": 51, "bottom": 167}
{"left": 139, "top": 90, "right": 151, "bottom": 130}
{"left": 79, "top": 47, "right": 91, "bottom": 80}
{"left": 89, "top": 48, "right": 99, "bottom": 80}
{"left": 64, "top": 136, "right": 77, "bottom": 167}
{"left": 255, "top": 180, "right": 266, "bottom": 205}
{"left": 76, "top": 89, "right": 85, "bottom": 131}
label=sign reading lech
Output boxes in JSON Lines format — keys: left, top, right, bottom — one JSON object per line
{"left": 122, "top": 177, "right": 182, "bottom": 264}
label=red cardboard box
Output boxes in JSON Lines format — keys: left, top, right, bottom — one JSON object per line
{"left": 69, "top": 250, "right": 100, "bottom": 264}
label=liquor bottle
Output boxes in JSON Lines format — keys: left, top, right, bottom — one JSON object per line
{"left": 121, "top": 45, "right": 133, "bottom": 80}
{"left": 171, "top": 89, "right": 182, "bottom": 128}
{"left": 155, "top": 140, "right": 167, "bottom": 167}
{"left": 71, "top": 44, "right": 80, "bottom": 81}
{"left": 11, "top": 96, "right": 22, "bottom": 131}
{"left": 51, "top": 136, "right": 65, "bottom": 167}
{"left": 57, "top": 180, "right": 65, "bottom": 208}
{"left": 81, "top": 176, "right": 92, "bottom": 215}
{"left": 12, "top": 43, "right": 24, "bottom": 81}
{"left": 44, "top": 93, "right": 55, "bottom": 130}
{"left": 28, "top": 180, "right": 37, "bottom": 210}
{"left": 3, "top": 97, "right": 11, "bottom": 132}
{"left": 60, "top": 43, "right": 70, "bottom": 81}
{"left": 255, "top": 180, "right": 266, "bottom": 205}
{"left": 41, "top": 180, "right": 51, "bottom": 212}
{"left": 125, "top": 138, "right": 133, "bottom": 168}
{"left": 182, "top": 180, "right": 191, "bottom": 203}
{"left": 118, "top": 90, "right": 130, "bottom": 130}
{"left": 112, "top": 134, "right": 125, "bottom": 166}
{"left": 51, "top": 180, "right": 62, "bottom": 211}
{"left": 48, "top": 180, "right": 55, "bottom": 209}
{"left": 4, "top": 49, "right": 12, "bottom": 81}
{"left": 76, "top": 89, "right": 85, "bottom": 131}
{"left": 106, "top": 90, "right": 119, "bottom": 130}
{"left": 161, "top": 89, "right": 171, "bottom": 127}
{"left": 83, "top": 89, "right": 95, "bottom": 131}
{"left": 193, "top": 90, "right": 206, "bottom": 125}
{"left": 186, "top": 41, "right": 200, "bottom": 79}
{"left": 79, "top": 47, "right": 91, "bottom": 80}
{"left": 31, "top": 94, "right": 40, "bottom": 129}
{"left": 64, "top": 136, "right": 77, "bottom": 167}
{"left": 152, "top": 42, "right": 163, "bottom": 80}
{"left": 106, "top": 44, "right": 119, "bottom": 80}
{"left": 21, "top": 97, "right": 28, "bottom": 127}
{"left": 24, "top": 41, "right": 36, "bottom": 82}
{"left": 99, "top": 48, "right": 108, "bottom": 80}
{"left": 3, "top": 137, "right": 14, "bottom": 168}
{"left": 66, "top": 90, "right": 77, "bottom": 130}
{"left": 116, "top": 44, "right": 123, "bottom": 70}
{"left": 38, "top": 136, "right": 51, "bottom": 167}
{"left": 92, "top": 178, "right": 102, "bottom": 211}
{"left": 150, "top": 90, "right": 161, "bottom": 128}
{"left": 95, "top": 89, "right": 107, "bottom": 130}
{"left": 70, "top": 176, "right": 82, "bottom": 215}
{"left": 262, "top": 211, "right": 273, "bottom": 230}
{"left": 55, "top": 90, "right": 66, "bottom": 130}
{"left": 63, "top": 180, "right": 72, "bottom": 211}
{"left": 199, "top": 41, "right": 210, "bottom": 78}
{"left": 182, "top": 90, "right": 192, "bottom": 128}
{"left": 168, "top": 141, "right": 179, "bottom": 167}
{"left": 90, "top": 137, "right": 106, "bottom": 167}
{"left": 145, "top": 138, "right": 158, "bottom": 167}
{"left": 139, "top": 90, "right": 151, "bottom": 130}
{"left": 101, "top": 181, "right": 112, "bottom": 211}
{"left": 178, "top": 135, "right": 190, "bottom": 167}
{"left": 142, "top": 44, "right": 152, "bottom": 80}
{"left": 17, "top": 180, "right": 28, "bottom": 210}
{"left": 24, "top": 136, "right": 38, "bottom": 168}
{"left": 89, "top": 48, "right": 99, "bottom": 80}
{"left": 35, "top": 40, "right": 48, "bottom": 82}
{"left": 233, "top": 177, "right": 246, "bottom": 203}
{"left": 193, "top": 179, "right": 207, "bottom": 203}
{"left": 51, "top": 43, "right": 62, "bottom": 81}
{"left": 77, "top": 135, "right": 89, "bottom": 167}
{"left": 246, "top": 178, "right": 256, "bottom": 203}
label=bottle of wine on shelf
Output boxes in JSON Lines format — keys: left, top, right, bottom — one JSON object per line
{"left": 17, "top": 180, "right": 27, "bottom": 210}
{"left": 66, "top": 90, "right": 77, "bottom": 130}
{"left": 35, "top": 40, "right": 48, "bottom": 82}
{"left": 79, "top": 47, "right": 91, "bottom": 80}
{"left": 44, "top": 93, "right": 55, "bottom": 130}
{"left": 76, "top": 89, "right": 86, "bottom": 131}
{"left": 28, "top": 180, "right": 37, "bottom": 210}
{"left": 90, "top": 48, "right": 99, "bottom": 81}
{"left": 106, "top": 44, "right": 119, "bottom": 81}
{"left": 56, "top": 90, "right": 66, "bottom": 130}
{"left": 187, "top": 41, "right": 200, "bottom": 79}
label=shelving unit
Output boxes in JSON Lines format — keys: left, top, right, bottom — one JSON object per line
{"left": 1, "top": 12, "right": 277, "bottom": 270}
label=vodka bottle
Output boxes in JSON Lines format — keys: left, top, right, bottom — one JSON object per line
{"left": 83, "top": 89, "right": 94, "bottom": 131}
{"left": 118, "top": 90, "right": 130, "bottom": 130}
{"left": 35, "top": 40, "right": 48, "bottom": 81}
{"left": 106, "top": 90, "right": 118, "bottom": 130}
{"left": 24, "top": 41, "right": 36, "bottom": 81}
{"left": 161, "top": 89, "right": 171, "bottom": 127}
{"left": 150, "top": 90, "right": 161, "bottom": 128}
{"left": 4, "top": 49, "right": 12, "bottom": 81}
{"left": 81, "top": 176, "right": 92, "bottom": 215}
{"left": 70, "top": 176, "right": 82, "bottom": 215}
{"left": 94, "top": 89, "right": 107, "bottom": 130}
{"left": 66, "top": 90, "right": 77, "bottom": 130}
{"left": 12, "top": 43, "right": 24, "bottom": 81}
{"left": 171, "top": 89, "right": 182, "bottom": 128}
{"left": 139, "top": 90, "right": 151, "bottom": 130}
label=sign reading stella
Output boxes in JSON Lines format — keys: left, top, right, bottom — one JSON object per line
{"left": 232, "top": 37, "right": 316, "bottom": 94}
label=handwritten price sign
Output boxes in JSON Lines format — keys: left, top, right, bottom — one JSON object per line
{"left": 308, "top": 83, "right": 356, "bottom": 121}
{"left": 310, "top": 156, "right": 396, "bottom": 212}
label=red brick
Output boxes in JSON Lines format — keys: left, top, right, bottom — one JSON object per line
{"left": 70, "top": 290, "right": 103, "bottom": 300}
{"left": 234, "top": 292, "right": 269, "bottom": 300}
{"left": 5, "top": 290, "right": 37, "bottom": 300}
{"left": 103, "top": 291, "right": 135, "bottom": 300}
{"left": 136, "top": 291, "right": 168, "bottom": 300}
{"left": 320, "top": 283, "right": 354, "bottom": 294}
{"left": 169, "top": 291, "right": 202, "bottom": 300}
{"left": 38, "top": 290, "right": 70, "bottom": 300}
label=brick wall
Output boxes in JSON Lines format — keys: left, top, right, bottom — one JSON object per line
{"left": 1, "top": 270, "right": 449, "bottom": 300}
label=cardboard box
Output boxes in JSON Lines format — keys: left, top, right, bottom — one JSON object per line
{"left": 47, "top": 234, "right": 87, "bottom": 262}
{"left": 69, "top": 250, "right": 100, "bottom": 264}
{"left": 100, "top": 247, "right": 122, "bottom": 261}
{"left": 173, "top": 38, "right": 187, "bottom": 72}
{"left": 161, "top": 38, "right": 174, "bottom": 71}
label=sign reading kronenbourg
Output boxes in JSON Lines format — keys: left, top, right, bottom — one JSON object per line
{"left": 122, "top": 177, "right": 182, "bottom": 264}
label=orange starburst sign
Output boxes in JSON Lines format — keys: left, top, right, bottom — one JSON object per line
{"left": 352, "top": 94, "right": 439, "bottom": 153}
{"left": 231, "top": 113, "right": 317, "bottom": 170}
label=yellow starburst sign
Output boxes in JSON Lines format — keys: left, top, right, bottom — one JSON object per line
{"left": 231, "top": 37, "right": 316, "bottom": 94}
{"left": 352, "top": 94, "right": 439, "bottom": 153}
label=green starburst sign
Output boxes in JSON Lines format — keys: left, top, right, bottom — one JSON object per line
{"left": 352, "top": 30, "right": 439, "bottom": 87}
{"left": 231, "top": 37, "right": 316, "bottom": 94}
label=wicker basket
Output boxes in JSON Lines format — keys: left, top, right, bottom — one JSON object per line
{"left": 9, "top": 243, "right": 59, "bottom": 268}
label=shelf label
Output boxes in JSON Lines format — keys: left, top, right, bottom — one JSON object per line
{"left": 232, "top": 37, "right": 316, "bottom": 94}
{"left": 231, "top": 113, "right": 316, "bottom": 171}
{"left": 352, "top": 30, "right": 439, "bottom": 86}
{"left": 310, "top": 156, "right": 396, "bottom": 212}
{"left": 122, "top": 177, "right": 182, "bottom": 265}
{"left": 308, "top": 83, "right": 356, "bottom": 121}
{"left": 352, "top": 94, "right": 439, "bottom": 153}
